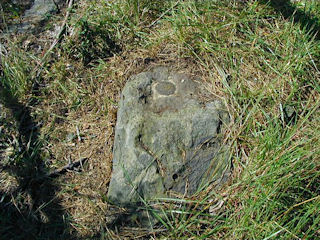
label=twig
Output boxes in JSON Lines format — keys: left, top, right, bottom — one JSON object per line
{"left": 47, "top": 157, "right": 88, "bottom": 178}
{"left": 32, "top": 0, "right": 74, "bottom": 78}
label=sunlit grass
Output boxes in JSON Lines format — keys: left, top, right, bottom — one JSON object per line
{"left": 0, "top": 0, "right": 319, "bottom": 239}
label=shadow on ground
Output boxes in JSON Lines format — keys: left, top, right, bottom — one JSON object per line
{"left": 0, "top": 87, "right": 72, "bottom": 239}
{"left": 260, "top": 0, "right": 320, "bottom": 40}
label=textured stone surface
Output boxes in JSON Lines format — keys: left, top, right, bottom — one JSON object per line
{"left": 8, "top": 0, "right": 64, "bottom": 33}
{"left": 24, "top": 0, "right": 56, "bottom": 19}
{"left": 107, "top": 67, "right": 230, "bottom": 207}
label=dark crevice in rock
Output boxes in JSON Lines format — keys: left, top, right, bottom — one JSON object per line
{"left": 138, "top": 84, "right": 152, "bottom": 105}
{"left": 216, "top": 118, "right": 222, "bottom": 134}
{"left": 172, "top": 173, "right": 178, "bottom": 180}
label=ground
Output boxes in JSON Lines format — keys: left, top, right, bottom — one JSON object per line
{"left": 0, "top": 0, "right": 319, "bottom": 239}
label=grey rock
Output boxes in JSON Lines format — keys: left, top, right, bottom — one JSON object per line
{"left": 12, "top": 0, "right": 34, "bottom": 8}
{"left": 8, "top": 0, "right": 63, "bottom": 33}
{"left": 107, "top": 67, "right": 230, "bottom": 207}
{"left": 284, "top": 105, "right": 296, "bottom": 124}
{"left": 24, "top": 0, "right": 56, "bottom": 20}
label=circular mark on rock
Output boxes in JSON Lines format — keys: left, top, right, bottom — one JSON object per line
{"left": 155, "top": 81, "right": 176, "bottom": 96}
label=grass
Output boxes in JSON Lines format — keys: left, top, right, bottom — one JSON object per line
{"left": 0, "top": 0, "right": 319, "bottom": 239}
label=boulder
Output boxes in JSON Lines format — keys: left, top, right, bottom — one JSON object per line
{"left": 8, "top": 0, "right": 64, "bottom": 33}
{"left": 107, "top": 67, "right": 230, "bottom": 207}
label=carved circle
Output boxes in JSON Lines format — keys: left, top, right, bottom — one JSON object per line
{"left": 155, "top": 81, "right": 176, "bottom": 96}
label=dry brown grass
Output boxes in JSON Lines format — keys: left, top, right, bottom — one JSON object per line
{"left": 1, "top": 0, "right": 320, "bottom": 239}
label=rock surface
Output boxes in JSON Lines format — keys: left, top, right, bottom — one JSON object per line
{"left": 24, "top": 0, "right": 56, "bottom": 19}
{"left": 8, "top": 0, "right": 64, "bottom": 33}
{"left": 107, "top": 67, "right": 230, "bottom": 207}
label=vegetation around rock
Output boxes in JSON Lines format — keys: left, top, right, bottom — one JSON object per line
{"left": 0, "top": 0, "right": 319, "bottom": 239}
